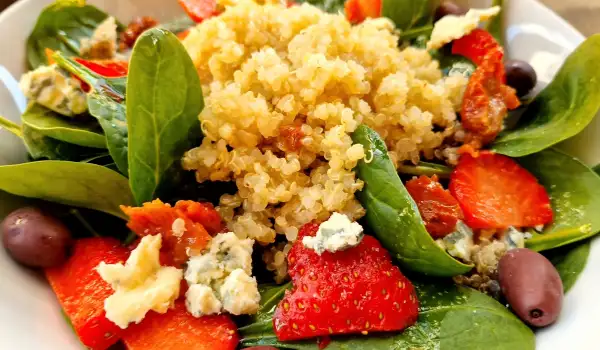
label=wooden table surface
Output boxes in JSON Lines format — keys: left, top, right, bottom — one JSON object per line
{"left": 0, "top": 0, "right": 597, "bottom": 35}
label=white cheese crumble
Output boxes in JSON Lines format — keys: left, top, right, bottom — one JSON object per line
{"left": 96, "top": 235, "right": 183, "bottom": 329}
{"left": 185, "top": 232, "right": 260, "bottom": 317}
{"left": 427, "top": 6, "right": 501, "bottom": 50}
{"left": 302, "top": 212, "right": 364, "bottom": 255}
{"left": 80, "top": 16, "right": 118, "bottom": 60}
{"left": 19, "top": 65, "right": 87, "bottom": 117}
{"left": 171, "top": 218, "right": 186, "bottom": 238}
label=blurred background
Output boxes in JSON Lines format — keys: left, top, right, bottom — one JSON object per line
{"left": 0, "top": 0, "right": 597, "bottom": 36}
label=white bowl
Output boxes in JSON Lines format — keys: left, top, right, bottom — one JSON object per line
{"left": 0, "top": 0, "right": 599, "bottom": 349}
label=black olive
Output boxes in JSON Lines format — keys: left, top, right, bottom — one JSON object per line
{"left": 2, "top": 207, "right": 73, "bottom": 268}
{"left": 434, "top": 1, "right": 467, "bottom": 22}
{"left": 505, "top": 59, "right": 538, "bottom": 97}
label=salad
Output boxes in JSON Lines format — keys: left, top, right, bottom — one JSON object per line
{"left": 1, "top": 0, "right": 600, "bottom": 349}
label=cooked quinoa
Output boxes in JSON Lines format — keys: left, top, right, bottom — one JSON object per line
{"left": 181, "top": 0, "right": 467, "bottom": 277}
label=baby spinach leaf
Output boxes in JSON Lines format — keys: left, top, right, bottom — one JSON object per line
{"left": 492, "top": 35, "right": 600, "bottom": 157}
{"left": 486, "top": 0, "right": 504, "bottom": 45}
{"left": 594, "top": 164, "right": 600, "bottom": 176}
{"left": 352, "top": 125, "right": 472, "bottom": 276}
{"left": 0, "top": 161, "right": 133, "bottom": 220}
{"left": 0, "top": 115, "right": 23, "bottom": 138}
{"left": 398, "top": 161, "right": 452, "bottom": 179}
{"left": 21, "top": 103, "right": 106, "bottom": 149}
{"left": 126, "top": 28, "right": 203, "bottom": 204}
{"left": 53, "top": 52, "right": 129, "bottom": 174}
{"left": 26, "top": 1, "right": 120, "bottom": 68}
{"left": 382, "top": 0, "right": 434, "bottom": 32}
{"left": 23, "top": 125, "right": 106, "bottom": 161}
{"left": 239, "top": 283, "right": 292, "bottom": 334}
{"left": 519, "top": 148, "right": 600, "bottom": 251}
{"left": 296, "top": 0, "right": 346, "bottom": 13}
{"left": 545, "top": 240, "right": 591, "bottom": 293}
{"left": 240, "top": 281, "right": 535, "bottom": 350}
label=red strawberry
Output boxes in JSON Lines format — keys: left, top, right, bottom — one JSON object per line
{"left": 406, "top": 175, "right": 464, "bottom": 238}
{"left": 449, "top": 151, "right": 553, "bottom": 229}
{"left": 273, "top": 223, "right": 418, "bottom": 341}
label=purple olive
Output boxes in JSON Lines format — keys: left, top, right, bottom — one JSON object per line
{"left": 434, "top": 1, "right": 467, "bottom": 22}
{"left": 2, "top": 207, "right": 72, "bottom": 268}
{"left": 498, "top": 248, "right": 563, "bottom": 327}
{"left": 505, "top": 59, "right": 537, "bottom": 97}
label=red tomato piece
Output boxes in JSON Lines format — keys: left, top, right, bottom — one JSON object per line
{"left": 449, "top": 151, "right": 554, "bottom": 229}
{"left": 122, "top": 301, "right": 239, "bottom": 350}
{"left": 452, "top": 30, "right": 521, "bottom": 147}
{"left": 405, "top": 175, "right": 463, "bottom": 238}
{"left": 178, "top": 0, "right": 219, "bottom": 23}
{"left": 45, "top": 237, "right": 130, "bottom": 350}
{"left": 279, "top": 125, "right": 305, "bottom": 152}
{"left": 74, "top": 58, "right": 128, "bottom": 77}
{"left": 344, "top": 0, "right": 381, "bottom": 24}
{"left": 120, "top": 199, "right": 220, "bottom": 266}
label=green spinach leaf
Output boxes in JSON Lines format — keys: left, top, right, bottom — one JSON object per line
{"left": 492, "top": 35, "right": 600, "bottom": 157}
{"left": 239, "top": 283, "right": 292, "bottom": 334}
{"left": 127, "top": 28, "right": 204, "bottom": 204}
{"left": 21, "top": 103, "right": 106, "bottom": 149}
{"left": 519, "top": 148, "right": 600, "bottom": 251}
{"left": 240, "top": 281, "right": 535, "bottom": 350}
{"left": 0, "top": 161, "right": 133, "bottom": 219}
{"left": 545, "top": 240, "right": 591, "bottom": 293}
{"left": 398, "top": 161, "right": 452, "bottom": 179}
{"left": 594, "top": 164, "right": 600, "bottom": 176}
{"left": 26, "top": 1, "right": 120, "bottom": 68}
{"left": 54, "top": 52, "right": 129, "bottom": 174}
{"left": 23, "top": 125, "right": 106, "bottom": 161}
{"left": 296, "top": 0, "right": 346, "bottom": 13}
{"left": 382, "top": 0, "right": 434, "bottom": 32}
{"left": 352, "top": 125, "right": 472, "bottom": 276}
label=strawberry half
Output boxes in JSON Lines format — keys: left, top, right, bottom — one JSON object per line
{"left": 449, "top": 151, "right": 553, "bottom": 229}
{"left": 273, "top": 223, "right": 418, "bottom": 341}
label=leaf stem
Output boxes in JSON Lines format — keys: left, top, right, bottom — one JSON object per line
{"left": 0, "top": 116, "right": 23, "bottom": 138}
{"left": 69, "top": 208, "right": 100, "bottom": 238}
{"left": 400, "top": 25, "right": 434, "bottom": 41}
{"left": 52, "top": 51, "right": 100, "bottom": 88}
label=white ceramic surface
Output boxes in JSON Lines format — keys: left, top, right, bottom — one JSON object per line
{"left": 0, "top": 0, "right": 599, "bottom": 349}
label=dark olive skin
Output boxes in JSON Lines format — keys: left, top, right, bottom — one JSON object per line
{"left": 505, "top": 59, "right": 538, "bottom": 97}
{"left": 498, "top": 248, "right": 563, "bottom": 327}
{"left": 434, "top": 1, "right": 467, "bottom": 22}
{"left": 2, "top": 207, "right": 73, "bottom": 268}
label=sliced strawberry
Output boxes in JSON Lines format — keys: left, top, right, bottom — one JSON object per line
{"left": 45, "top": 237, "right": 130, "bottom": 350}
{"left": 449, "top": 151, "right": 553, "bottom": 229}
{"left": 406, "top": 175, "right": 463, "bottom": 238}
{"left": 273, "top": 223, "right": 418, "bottom": 341}
{"left": 122, "top": 301, "right": 239, "bottom": 350}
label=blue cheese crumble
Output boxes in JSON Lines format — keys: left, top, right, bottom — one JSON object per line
{"left": 19, "top": 65, "right": 87, "bottom": 117}
{"left": 96, "top": 235, "right": 183, "bottom": 329}
{"left": 302, "top": 212, "right": 364, "bottom": 255}
{"left": 185, "top": 232, "right": 260, "bottom": 317}
{"left": 80, "top": 16, "right": 118, "bottom": 60}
